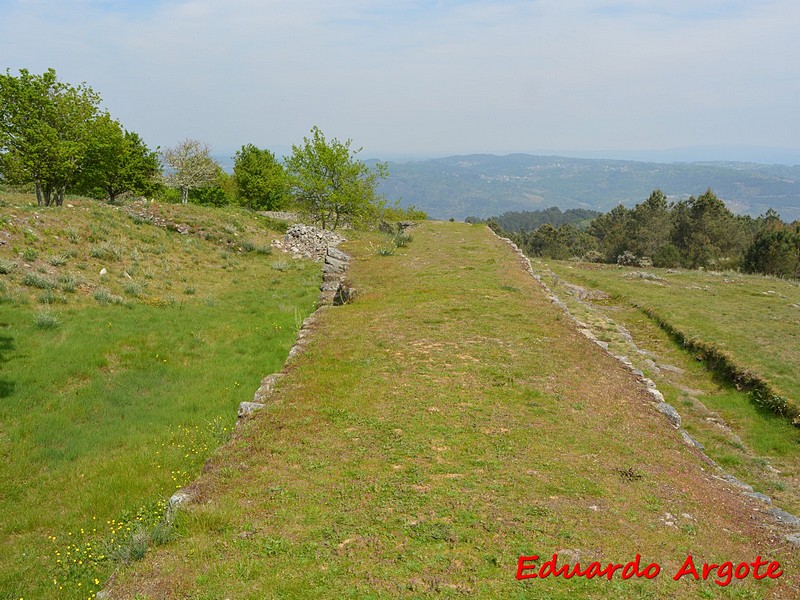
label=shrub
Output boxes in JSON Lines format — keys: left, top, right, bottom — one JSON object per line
{"left": 124, "top": 281, "right": 143, "bottom": 297}
{"left": 58, "top": 274, "right": 78, "bottom": 293}
{"left": 33, "top": 311, "right": 60, "bottom": 329}
{"left": 22, "top": 272, "right": 55, "bottom": 289}
{"left": 582, "top": 250, "right": 603, "bottom": 263}
{"left": 22, "top": 248, "right": 38, "bottom": 262}
{"left": 90, "top": 242, "right": 123, "bottom": 261}
{"left": 393, "top": 232, "right": 412, "bottom": 247}
{"left": 0, "top": 259, "right": 17, "bottom": 274}
{"left": 47, "top": 254, "right": 69, "bottom": 266}
{"left": 616, "top": 251, "right": 639, "bottom": 266}
{"left": 94, "top": 288, "right": 125, "bottom": 305}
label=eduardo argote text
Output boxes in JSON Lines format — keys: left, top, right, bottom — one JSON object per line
{"left": 516, "top": 553, "right": 783, "bottom": 587}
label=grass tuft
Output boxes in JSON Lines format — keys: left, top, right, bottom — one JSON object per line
{"left": 0, "top": 259, "right": 17, "bottom": 274}
{"left": 33, "top": 310, "right": 60, "bottom": 329}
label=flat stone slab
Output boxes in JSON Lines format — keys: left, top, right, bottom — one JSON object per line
{"left": 769, "top": 508, "right": 800, "bottom": 527}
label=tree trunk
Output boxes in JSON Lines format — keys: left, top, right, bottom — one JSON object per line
{"left": 42, "top": 184, "right": 52, "bottom": 206}
{"left": 55, "top": 187, "right": 65, "bottom": 206}
{"left": 34, "top": 182, "right": 43, "bottom": 206}
{"left": 181, "top": 187, "right": 188, "bottom": 204}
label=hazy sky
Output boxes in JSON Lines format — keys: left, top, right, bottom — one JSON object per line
{"left": 1, "top": 0, "right": 798, "bottom": 159}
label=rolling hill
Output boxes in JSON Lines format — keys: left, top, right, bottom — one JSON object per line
{"left": 374, "top": 154, "right": 800, "bottom": 221}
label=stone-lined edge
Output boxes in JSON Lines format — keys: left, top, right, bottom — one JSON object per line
{"left": 493, "top": 232, "right": 800, "bottom": 546}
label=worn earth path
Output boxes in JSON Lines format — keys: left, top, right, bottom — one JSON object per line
{"left": 108, "top": 222, "right": 800, "bottom": 599}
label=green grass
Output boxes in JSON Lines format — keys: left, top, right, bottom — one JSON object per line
{"left": 106, "top": 223, "right": 800, "bottom": 598}
{"left": 543, "top": 262, "right": 800, "bottom": 412}
{"left": 0, "top": 194, "right": 320, "bottom": 599}
{"left": 537, "top": 259, "right": 800, "bottom": 514}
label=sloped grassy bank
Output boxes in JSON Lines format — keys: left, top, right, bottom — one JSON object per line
{"left": 109, "top": 222, "right": 799, "bottom": 599}
{"left": 543, "top": 262, "right": 800, "bottom": 426}
{"left": 0, "top": 196, "right": 320, "bottom": 599}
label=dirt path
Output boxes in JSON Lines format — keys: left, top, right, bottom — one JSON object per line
{"left": 108, "top": 222, "right": 800, "bottom": 599}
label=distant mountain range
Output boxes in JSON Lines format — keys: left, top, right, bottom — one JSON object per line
{"left": 372, "top": 154, "right": 800, "bottom": 221}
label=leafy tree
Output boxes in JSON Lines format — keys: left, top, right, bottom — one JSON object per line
{"left": 233, "top": 144, "right": 287, "bottom": 211}
{"left": 744, "top": 229, "right": 800, "bottom": 278}
{"left": 189, "top": 168, "right": 235, "bottom": 207}
{"left": 285, "top": 126, "right": 388, "bottom": 230}
{"left": 588, "top": 204, "right": 631, "bottom": 262}
{"left": 161, "top": 139, "right": 218, "bottom": 204}
{"left": 623, "top": 189, "right": 672, "bottom": 259}
{"left": 671, "top": 189, "right": 747, "bottom": 268}
{"left": 0, "top": 68, "right": 100, "bottom": 206}
{"left": 77, "top": 114, "right": 160, "bottom": 203}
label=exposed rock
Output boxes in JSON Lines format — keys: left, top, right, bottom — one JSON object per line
{"left": 744, "top": 491, "right": 772, "bottom": 505}
{"left": 238, "top": 401, "right": 266, "bottom": 418}
{"left": 253, "top": 373, "right": 283, "bottom": 403}
{"left": 768, "top": 508, "right": 800, "bottom": 527}
{"left": 680, "top": 430, "right": 705, "bottom": 451}
{"left": 333, "top": 284, "right": 356, "bottom": 306}
{"left": 714, "top": 474, "right": 753, "bottom": 492}
{"left": 623, "top": 271, "right": 665, "bottom": 282}
{"left": 655, "top": 401, "right": 681, "bottom": 428}
{"left": 272, "top": 224, "right": 345, "bottom": 261}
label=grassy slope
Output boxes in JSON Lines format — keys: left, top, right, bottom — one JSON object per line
{"left": 542, "top": 263, "right": 800, "bottom": 407}
{"left": 0, "top": 195, "right": 319, "bottom": 599}
{"left": 109, "top": 222, "right": 799, "bottom": 599}
{"left": 529, "top": 260, "right": 800, "bottom": 516}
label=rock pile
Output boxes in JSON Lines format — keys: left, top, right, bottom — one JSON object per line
{"left": 271, "top": 224, "right": 345, "bottom": 260}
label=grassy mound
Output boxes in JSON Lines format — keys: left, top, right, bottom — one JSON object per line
{"left": 0, "top": 193, "right": 319, "bottom": 598}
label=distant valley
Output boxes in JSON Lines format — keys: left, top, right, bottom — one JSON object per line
{"left": 373, "top": 154, "right": 800, "bottom": 221}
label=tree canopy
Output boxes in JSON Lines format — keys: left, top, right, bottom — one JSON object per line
{"left": 285, "top": 126, "right": 387, "bottom": 230}
{"left": 161, "top": 139, "right": 219, "bottom": 205}
{"left": 499, "top": 188, "right": 799, "bottom": 278}
{"left": 77, "top": 114, "right": 160, "bottom": 203}
{"left": 233, "top": 144, "right": 287, "bottom": 211}
{"left": 0, "top": 68, "right": 101, "bottom": 205}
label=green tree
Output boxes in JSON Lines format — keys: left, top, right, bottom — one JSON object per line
{"left": 77, "top": 114, "right": 160, "bottom": 203}
{"left": 744, "top": 229, "right": 800, "bottom": 278}
{"left": 285, "top": 126, "right": 388, "bottom": 230}
{"left": 588, "top": 204, "right": 631, "bottom": 262}
{"left": 189, "top": 167, "right": 234, "bottom": 207}
{"left": 0, "top": 68, "right": 100, "bottom": 206}
{"left": 161, "top": 139, "right": 219, "bottom": 204}
{"left": 233, "top": 144, "right": 287, "bottom": 211}
{"left": 671, "top": 189, "right": 748, "bottom": 268}
{"left": 624, "top": 189, "right": 672, "bottom": 259}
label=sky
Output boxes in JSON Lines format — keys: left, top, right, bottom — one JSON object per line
{"left": 1, "top": 0, "right": 799, "bottom": 161}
